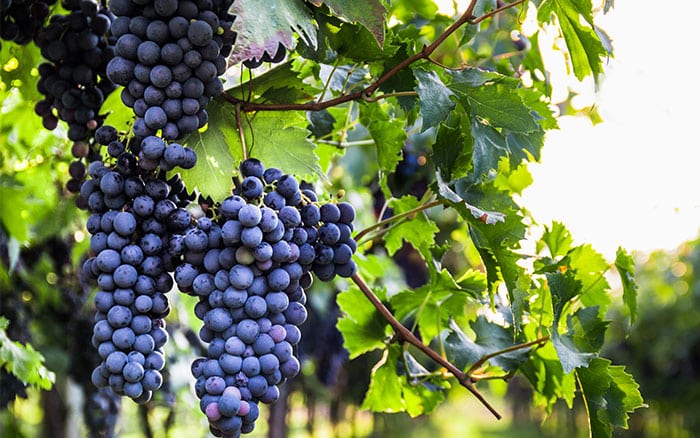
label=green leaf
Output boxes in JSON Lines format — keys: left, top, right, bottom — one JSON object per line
{"left": 413, "top": 69, "right": 455, "bottom": 132}
{"left": 449, "top": 70, "right": 539, "bottom": 133}
{"left": 443, "top": 317, "right": 530, "bottom": 373}
{"left": 431, "top": 117, "right": 471, "bottom": 183}
{"left": 391, "top": 268, "right": 472, "bottom": 342}
{"left": 519, "top": 341, "right": 576, "bottom": 413}
{"left": 225, "top": 61, "right": 318, "bottom": 103}
{"left": 362, "top": 345, "right": 447, "bottom": 416}
{"left": 101, "top": 87, "right": 133, "bottom": 132}
{"left": 577, "top": 357, "right": 645, "bottom": 437}
{"left": 0, "top": 317, "right": 55, "bottom": 390}
{"left": 383, "top": 196, "right": 439, "bottom": 260}
{"left": 308, "top": 0, "right": 387, "bottom": 46}
{"left": 614, "top": 247, "right": 638, "bottom": 323}
{"left": 230, "top": 0, "right": 317, "bottom": 64}
{"left": 359, "top": 103, "right": 407, "bottom": 173}
{"left": 177, "top": 100, "right": 238, "bottom": 202}
{"left": 547, "top": 270, "right": 582, "bottom": 325}
{"left": 552, "top": 306, "right": 608, "bottom": 373}
{"left": 454, "top": 181, "right": 525, "bottom": 295}
{"left": 537, "top": 0, "right": 608, "bottom": 81}
{"left": 540, "top": 221, "right": 574, "bottom": 258}
{"left": 238, "top": 111, "right": 323, "bottom": 180}
{"left": 464, "top": 84, "right": 539, "bottom": 133}
{"left": 362, "top": 345, "right": 404, "bottom": 412}
{"left": 336, "top": 286, "right": 389, "bottom": 358}
{"left": 469, "top": 120, "right": 508, "bottom": 181}
{"left": 568, "top": 244, "right": 611, "bottom": 314}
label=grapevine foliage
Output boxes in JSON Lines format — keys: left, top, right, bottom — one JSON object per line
{"left": 0, "top": 0, "right": 647, "bottom": 437}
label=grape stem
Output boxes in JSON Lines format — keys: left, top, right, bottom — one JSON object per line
{"left": 466, "top": 336, "right": 550, "bottom": 375}
{"left": 220, "top": 0, "right": 528, "bottom": 112}
{"left": 351, "top": 272, "right": 503, "bottom": 420}
{"left": 235, "top": 105, "right": 247, "bottom": 161}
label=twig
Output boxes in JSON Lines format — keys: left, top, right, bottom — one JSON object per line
{"left": 469, "top": 0, "right": 528, "bottom": 25}
{"left": 353, "top": 199, "right": 447, "bottom": 242}
{"left": 466, "top": 336, "right": 550, "bottom": 375}
{"left": 351, "top": 272, "right": 502, "bottom": 420}
{"left": 235, "top": 105, "right": 247, "bottom": 161}
{"left": 219, "top": 0, "right": 527, "bottom": 113}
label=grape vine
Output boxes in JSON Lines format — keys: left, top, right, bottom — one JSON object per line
{"left": 0, "top": 0, "right": 647, "bottom": 437}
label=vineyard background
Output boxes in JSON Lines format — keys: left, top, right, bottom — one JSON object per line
{"left": 1, "top": 0, "right": 699, "bottom": 437}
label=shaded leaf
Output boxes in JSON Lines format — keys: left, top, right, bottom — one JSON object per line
{"left": 552, "top": 306, "right": 608, "bottom": 373}
{"left": 443, "top": 317, "right": 531, "bottom": 372}
{"left": 359, "top": 103, "right": 406, "bottom": 173}
{"left": 519, "top": 341, "right": 576, "bottom": 413}
{"left": 431, "top": 118, "right": 471, "bottom": 183}
{"left": 413, "top": 69, "right": 455, "bottom": 132}
{"left": 577, "top": 357, "right": 645, "bottom": 437}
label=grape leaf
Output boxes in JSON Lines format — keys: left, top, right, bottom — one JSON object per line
{"left": 551, "top": 306, "right": 608, "bottom": 373}
{"left": 614, "top": 247, "right": 638, "bottom": 323}
{"left": 413, "top": 69, "right": 455, "bottom": 132}
{"left": 0, "top": 317, "right": 55, "bottom": 390}
{"left": 577, "top": 357, "right": 645, "bottom": 437}
{"left": 359, "top": 103, "right": 407, "bottom": 173}
{"left": 519, "top": 341, "right": 576, "bottom": 413}
{"left": 101, "top": 87, "right": 133, "bottom": 133}
{"left": 537, "top": 0, "right": 608, "bottom": 81}
{"left": 568, "top": 244, "right": 611, "bottom": 314}
{"left": 391, "top": 268, "right": 473, "bottom": 342}
{"left": 362, "top": 345, "right": 404, "bottom": 412}
{"left": 443, "top": 317, "right": 530, "bottom": 373}
{"left": 225, "top": 61, "right": 318, "bottom": 103}
{"left": 435, "top": 171, "right": 505, "bottom": 225}
{"left": 449, "top": 69, "right": 536, "bottom": 133}
{"left": 431, "top": 117, "right": 471, "bottom": 182}
{"left": 177, "top": 100, "right": 238, "bottom": 202}
{"left": 362, "top": 345, "right": 446, "bottom": 416}
{"left": 233, "top": 111, "right": 323, "bottom": 180}
{"left": 336, "top": 286, "right": 389, "bottom": 358}
{"left": 453, "top": 181, "right": 525, "bottom": 295}
{"left": 308, "top": 0, "right": 387, "bottom": 46}
{"left": 547, "top": 270, "right": 582, "bottom": 325}
{"left": 383, "top": 195, "right": 439, "bottom": 260}
{"left": 230, "top": 0, "right": 318, "bottom": 64}
{"left": 539, "top": 221, "right": 574, "bottom": 258}
{"left": 460, "top": 84, "right": 540, "bottom": 133}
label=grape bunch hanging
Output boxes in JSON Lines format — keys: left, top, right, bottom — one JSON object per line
{"left": 5, "top": 0, "right": 352, "bottom": 435}
{"left": 169, "top": 159, "right": 357, "bottom": 436}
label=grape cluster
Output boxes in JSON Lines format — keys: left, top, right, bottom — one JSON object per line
{"left": 0, "top": 0, "right": 54, "bottom": 47}
{"left": 84, "top": 126, "right": 197, "bottom": 403}
{"left": 34, "top": 0, "right": 117, "bottom": 141}
{"left": 167, "top": 158, "right": 356, "bottom": 436}
{"left": 105, "top": 0, "right": 236, "bottom": 140}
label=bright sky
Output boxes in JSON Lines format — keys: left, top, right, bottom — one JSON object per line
{"left": 520, "top": 0, "right": 700, "bottom": 258}
{"left": 436, "top": 1, "right": 700, "bottom": 258}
